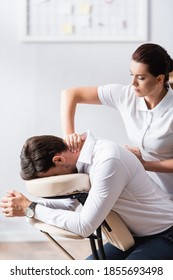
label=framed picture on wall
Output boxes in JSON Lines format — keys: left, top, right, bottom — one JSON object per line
{"left": 22, "top": 0, "right": 148, "bottom": 42}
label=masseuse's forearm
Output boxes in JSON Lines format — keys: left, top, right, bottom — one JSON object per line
{"left": 60, "top": 86, "right": 100, "bottom": 136}
{"left": 61, "top": 88, "right": 76, "bottom": 136}
{"left": 143, "top": 159, "right": 173, "bottom": 173}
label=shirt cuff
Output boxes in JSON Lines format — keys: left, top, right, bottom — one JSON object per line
{"left": 34, "top": 204, "right": 53, "bottom": 223}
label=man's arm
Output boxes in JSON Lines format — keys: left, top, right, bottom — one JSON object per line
{"left": 33, "top": 158, "right": 128, "bottom": 237}
{"left": 0, "top": 190, "right": 80, "bottom": 217}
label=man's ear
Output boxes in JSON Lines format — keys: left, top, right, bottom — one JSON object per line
{"left": 52, "top": 155, "right": 65, "bottom": 165}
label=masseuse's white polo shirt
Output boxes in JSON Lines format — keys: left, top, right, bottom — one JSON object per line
{"left": 35, "top": 131, "right": 173, "bottom": 237}
{"left": 98, "top": 84, "right": 173, "bottom": 195}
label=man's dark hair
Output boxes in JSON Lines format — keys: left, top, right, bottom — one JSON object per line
{"left": 20, "top": 135, "right": 68, "bottom": 180}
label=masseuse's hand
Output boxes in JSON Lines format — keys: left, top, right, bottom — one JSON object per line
{"left": 125, "top": 145, "right": 145, "bottom": 166}
{"left": 65, "top": 133, "right": 85, "bottom": 153}
{"left": 0, "top": 190, "right": 31, "bottom": 217}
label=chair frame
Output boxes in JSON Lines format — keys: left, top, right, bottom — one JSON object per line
{"left": 26, "top": 173, "right": 134, "bottom": 259}
{"left": 40, "top": 191, "right": 107, "bottom": 260}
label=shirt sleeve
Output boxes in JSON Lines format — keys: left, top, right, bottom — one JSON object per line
{"left": 34, "top": 158, "right": 129, "bottom": 237}
{"left": 98, "top": 84, "right": 131, "bottom": 109}
{"left": 36, "top": 197, "right": 79, "bottom": 210}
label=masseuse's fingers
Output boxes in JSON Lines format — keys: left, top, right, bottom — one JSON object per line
{"left": 125, "top": 145, "right": 144, "bottom": 164}
{"left": 125, "top": 145, "right": 141, "bottom": 156}
{"left": 65, "top": 133, "right": 84, "bottom": 153}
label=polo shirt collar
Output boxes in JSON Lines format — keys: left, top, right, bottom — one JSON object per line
{"left": 137, "top": 86, "right": 173, "bottom": 116}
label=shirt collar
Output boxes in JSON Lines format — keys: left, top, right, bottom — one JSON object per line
{"left": 137, "top": 86, "right": 173, "bottom": 116}
{"left": 76, "top": 130, "right": 96, "bottom": 172}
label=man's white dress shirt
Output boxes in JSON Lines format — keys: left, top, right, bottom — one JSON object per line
{"left": 35, "top": 131, "right": 173, "bottom": 237}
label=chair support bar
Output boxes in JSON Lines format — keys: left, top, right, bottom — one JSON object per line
{"left": 42, "top": 192, "right": 106, "bottom": 259}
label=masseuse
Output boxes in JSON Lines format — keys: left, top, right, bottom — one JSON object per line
{"left": 61, "top": 43, "right": 173, "bottom": 196}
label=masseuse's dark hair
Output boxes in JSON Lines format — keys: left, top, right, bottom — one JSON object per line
{"left": 132, "top": 43, "right": 173, "bottom": 87}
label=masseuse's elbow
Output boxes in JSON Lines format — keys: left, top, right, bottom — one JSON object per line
{"left": 61, "top": 88, "right": 70, "bottom": 99}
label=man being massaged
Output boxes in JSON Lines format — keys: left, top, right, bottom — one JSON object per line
{"left": 1, "top": 130, "right": 173, "bottom": 259}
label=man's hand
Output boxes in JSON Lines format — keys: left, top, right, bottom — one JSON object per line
{"left": 0, "top": 190, "right": 31, "bottom": 217}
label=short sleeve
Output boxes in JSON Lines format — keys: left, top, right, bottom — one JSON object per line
{"left": 98, "top": 84, "right": 131, "bottom": 109}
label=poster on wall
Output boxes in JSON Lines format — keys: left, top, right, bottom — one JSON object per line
{"left": 22, "top": 0, "right": 148, "bottom": 42}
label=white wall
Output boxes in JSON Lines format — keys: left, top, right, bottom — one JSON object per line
{"left": 0, "top": 0, "right": 173, "bottom": 241}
